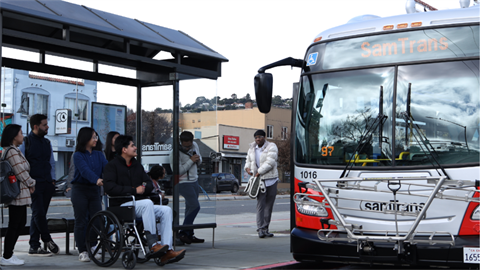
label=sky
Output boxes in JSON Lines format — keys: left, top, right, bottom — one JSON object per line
{"left": 4, "top": 0, "right": 464, "bottom": 111}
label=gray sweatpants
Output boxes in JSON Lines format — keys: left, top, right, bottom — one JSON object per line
{"left": 256, "top": 181, "right": 278, "bottom": 231}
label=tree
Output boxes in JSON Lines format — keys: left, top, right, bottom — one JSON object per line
{"left": 272, "top": 95, "right": 283, "bottom": 105}
{"left": 126, "top": 109, "right": 173, "bottom": 145}
{"left": 245, "top": 93, "right": 251, "bottom": 100}
{"left": 277, "top": 133, "right": 291, "bottom": 180}
{"left": 231, "top": 93, "right": 237, "bottom": 100}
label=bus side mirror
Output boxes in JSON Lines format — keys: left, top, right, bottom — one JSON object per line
{"left": 254, "top": 73, "right": 273, "bottom": 114}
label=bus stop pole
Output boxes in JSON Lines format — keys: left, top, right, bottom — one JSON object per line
{"left": 0, "top": 10, "right": 3, "bottom": 259}
{"left": 172, "top": 71, "right": 180, "bottom": 238}
{"left": 136, "top": 84, "right": 142, "bottom": 162}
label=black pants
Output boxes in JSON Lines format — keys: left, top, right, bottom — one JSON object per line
{"left": 71, "top": 184, "right": 102, "bottom": 253}
{"left": 4, "top": 205, "right": 27, "bottom": 259}
{"left": 29, "top": 181, "right": 55, "bottom": 249}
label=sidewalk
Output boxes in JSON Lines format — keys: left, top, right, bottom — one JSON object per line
{"left": 3, "top": 193, "right": 293, "bottom": 270}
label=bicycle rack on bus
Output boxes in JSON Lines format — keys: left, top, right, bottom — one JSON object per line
{"left": 293, "top": 176, "right": 480, "bottom": 254}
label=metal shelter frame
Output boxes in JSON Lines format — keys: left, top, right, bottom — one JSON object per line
{"left": 0, "top": 0, "right": 227, "bottom": 243}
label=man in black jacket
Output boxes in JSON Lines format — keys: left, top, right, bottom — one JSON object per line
{"left": 20, "top": 114, "right": 59, "bottom": 256}
{"left": 103, "top": 135, "right": 185, "bottom": 265}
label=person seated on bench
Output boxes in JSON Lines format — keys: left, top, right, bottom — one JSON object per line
{"left": 103, "top": 135, "right": 186, "bottom": 265}
{"left": 147, "top": 165, "right": 169, "bottom": 206}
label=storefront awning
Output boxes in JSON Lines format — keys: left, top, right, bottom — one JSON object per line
{"left": 221, "top": 152, "right": 247, "bottom": 159}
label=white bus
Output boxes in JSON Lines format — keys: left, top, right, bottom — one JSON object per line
{"left": 255, "top": 1, "right": 479, "bottom": 268}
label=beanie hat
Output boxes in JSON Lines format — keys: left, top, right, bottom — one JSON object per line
{"left": 254, "top": 130, "right": 266, "bottom": 137}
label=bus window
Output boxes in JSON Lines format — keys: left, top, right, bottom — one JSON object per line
{"left": 296, "top": 67, "right": 395, "bottom": 166}
{"left": 396, "top": 60, "right": 480, "bottom": 165}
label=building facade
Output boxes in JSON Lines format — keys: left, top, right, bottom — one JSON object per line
{"left": 180, "top": 107, "right": 292, "bottom": 183}
{"left": 0, "top": 68, "right": 97, "bottom": 178}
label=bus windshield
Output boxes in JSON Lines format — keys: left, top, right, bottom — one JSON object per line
{"left": 296, "top": 27, "right": 479, "bottom": 167}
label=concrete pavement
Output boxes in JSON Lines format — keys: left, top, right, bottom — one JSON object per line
{"left": 2, "top": 193, "right": 294, "bottom": 270}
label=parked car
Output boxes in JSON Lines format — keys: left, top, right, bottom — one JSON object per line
{"left": 212, "top": 173, "right": 239, "bottom": 193}
{"left": 54, "top": 174, "right": 68, "bottom": 196}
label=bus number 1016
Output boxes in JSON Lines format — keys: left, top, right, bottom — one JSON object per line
{"left": 300, "top": 171, "right": 317, "bottom": 179}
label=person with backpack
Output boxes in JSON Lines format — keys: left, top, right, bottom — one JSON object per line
{"left": 0, "top": 124, "right": 36, "bottom": 265}
{"left": 19, "top": 114, "right": 59, "bottom": 256}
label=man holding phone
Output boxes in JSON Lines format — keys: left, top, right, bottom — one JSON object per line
{"left": 169, "top": 131, "right": 204, "bottom": 244}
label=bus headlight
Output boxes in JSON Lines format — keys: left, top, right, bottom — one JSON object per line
{"left": 296, "top": 196, "right": 328, "bottom": 217}
{"left": 471, "top": 206, "right": 480, "bottom": 220}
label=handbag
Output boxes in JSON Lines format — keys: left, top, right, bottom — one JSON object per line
{"left": 244, "top": 175, "right": 265, "bottom": 199}
{"left": 0, "top": 148, "right": 21, "bottom": 204}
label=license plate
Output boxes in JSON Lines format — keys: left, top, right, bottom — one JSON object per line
{"left": 464, "top": 247, "right": 480, "bottom": 264}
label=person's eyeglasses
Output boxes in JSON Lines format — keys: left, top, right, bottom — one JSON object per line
{"left": 255, "top": 136, "right": 264, "bottom": 139}
{"left": 93, "top": 136, "right": 98, "bottom": 140}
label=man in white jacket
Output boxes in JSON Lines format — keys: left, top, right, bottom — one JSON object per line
{"left": 245, "top": 130, "right": 279, "bottom": 238}
{"left": 169, "top": 131, "right": 204, "bottom": 244}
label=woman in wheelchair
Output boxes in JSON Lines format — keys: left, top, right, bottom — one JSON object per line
{"left": 71, "top": 127, "right": 108, "bottom": 262}
{"left": 103, "top": 135, "right": 186, "bottom": 265}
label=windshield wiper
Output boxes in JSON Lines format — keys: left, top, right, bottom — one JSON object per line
{"left": 400, "top": 111, "right": 450, "bottom": 179}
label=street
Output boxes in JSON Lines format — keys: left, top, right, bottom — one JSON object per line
{"left": 0, "top": 196, "right": 291, "bottom": 228}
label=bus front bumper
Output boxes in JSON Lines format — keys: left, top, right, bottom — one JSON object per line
{"left": 291, "top": 227, "right": 479, "bottom": 268}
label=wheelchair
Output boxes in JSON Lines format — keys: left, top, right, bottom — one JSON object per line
{"left": 85, "top": 195, "right": 165, "bottom": 269}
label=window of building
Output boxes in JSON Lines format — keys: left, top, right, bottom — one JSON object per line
{"left": 267, "top": 125, "right": 273, "bottom": 139}
{"left": 65, "top": 97, "right": 88, "bottom": 121}
{"left": 281, "top": 126, "right": 288, "bottom": 140}
{"left": 21, "top": 92, "right": 49, "bottom": 116}
{"left": 192, "top": 120, "right": 195, "bottom": 123}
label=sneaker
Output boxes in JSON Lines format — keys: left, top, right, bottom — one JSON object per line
{"left": 158, "top": 249, "right": 186, "bottom": 266}
{"left": 46, "top": 241, "right": 60, "bottom": 255}
{"left": 28, "top": 247, "right": 52, "bottom": 257}
{"left": 1, "top": 255, "right": 25, "bottom": 266}
{"left": 190, "top": 236, "right": 205, "bottom": 243}
{"left": 91, "top": 246, "right": 102, "bottom": 260}
{"left": 78, "top": 251, "right": 90, "bottom": 262}
{"left": 264, "top": 229, "right": 274, "bottom": 237}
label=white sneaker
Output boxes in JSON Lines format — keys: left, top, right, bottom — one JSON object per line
{"left": 1, "top": 255, "right": 25, "bottom": 266}
{"left": 91, "top": 246, "right": 102, "bottom": 260}
{"left": 78, "top": 251, "right": 90, "bottom": 262}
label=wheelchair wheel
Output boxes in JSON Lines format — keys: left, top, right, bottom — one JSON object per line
{"left": 86, "top": 210, "right": 124, "bottom": 267}
{"left": 122, "top": 250, "right": 137, "bottom": 269}
{"left": 125, "top": 225, "right": 149, "bottom": 264}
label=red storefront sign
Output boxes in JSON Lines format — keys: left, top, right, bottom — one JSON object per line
{"left": 223, "top": 135, "right": 240, "bottom": 150}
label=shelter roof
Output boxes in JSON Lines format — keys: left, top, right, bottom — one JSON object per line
{"left": 0, "top": 0, "right": 228, "bottom": 86}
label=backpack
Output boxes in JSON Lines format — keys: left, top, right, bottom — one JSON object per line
{"left": 0, "top": 147, "right": 21, "bottom": 204}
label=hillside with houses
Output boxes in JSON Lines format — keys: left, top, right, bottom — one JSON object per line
{"left": 179, "top": 94, "right": 292, "bottom": 113}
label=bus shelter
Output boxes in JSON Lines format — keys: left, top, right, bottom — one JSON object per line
{"left": 0, "top": 0, "right": 227, "bottom": 246}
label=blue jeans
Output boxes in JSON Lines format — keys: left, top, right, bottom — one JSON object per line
{"left": 179, "top": 181, "right": 201, "bottom": 237}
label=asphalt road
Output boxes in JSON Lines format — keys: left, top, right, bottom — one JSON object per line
{"left": 0, "top": 196, "right": 290, "bottom": 227}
